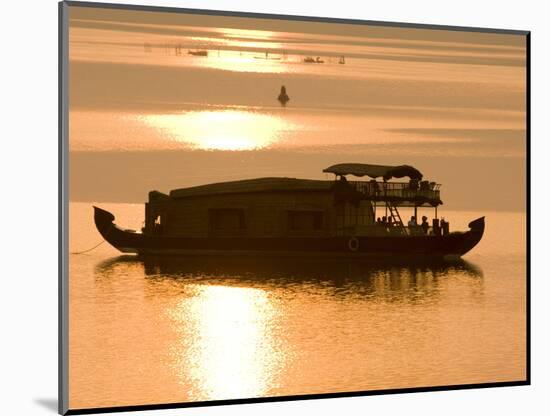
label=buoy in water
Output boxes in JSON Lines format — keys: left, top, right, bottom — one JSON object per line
{"left": 278, "top": 85, "right": 290, "bottom": 106}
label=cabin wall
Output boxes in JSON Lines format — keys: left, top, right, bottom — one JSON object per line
{"left": 148, "top": 191, "right": 337, "bottom": 238}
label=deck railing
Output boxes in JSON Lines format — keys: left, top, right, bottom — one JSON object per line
{"left": 349, "top": 180, "right": 441, "bottom": 202}
{"left": 336, "top": 224, "right": 447, "bottom": 237}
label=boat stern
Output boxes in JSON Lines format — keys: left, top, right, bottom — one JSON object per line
{"left": 468, "top": 216, "right": 485, "bottom": 233}
{"left": 455, "top": 216, "right": 485, "bottom": 256}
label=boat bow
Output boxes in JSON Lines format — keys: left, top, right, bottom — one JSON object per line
{"left": 93, "top": 206, "right": 142, "bottom": 253}
{"left": 94, "top": 206, "right": 115, "bottom": 228}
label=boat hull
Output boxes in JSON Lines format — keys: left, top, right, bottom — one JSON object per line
{"left": 93, "top": 207, "right": 484, "bottom": 259}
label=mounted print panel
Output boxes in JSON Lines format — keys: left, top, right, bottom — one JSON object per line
{"left": 59, "top": 1, "right": 529, "bottom": 414}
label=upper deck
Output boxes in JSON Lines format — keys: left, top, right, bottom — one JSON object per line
{"left": 325, "top": 163, "right": 442, "bottom": 207}
{"left": 350, "top": 180, "right": 442, "bottom": 206}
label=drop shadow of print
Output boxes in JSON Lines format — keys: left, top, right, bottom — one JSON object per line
{"left": 34, "top": 398, "right": 58, "bottom": 413}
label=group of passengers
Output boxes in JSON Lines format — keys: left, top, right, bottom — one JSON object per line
{"left": 376, "top": 216, "right": 394, "bottom": 227}
{"left": 376, "top": 215, "right": 449, "bottom": 235}
{"left": 407, "top": 215, "right": 431, "bottom": 234}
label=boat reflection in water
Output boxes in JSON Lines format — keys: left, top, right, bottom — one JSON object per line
{"left": 95, "top": 255, "right": 483, "bottom": 301}
{"left": 90, "top": 254, "right": 484, "bottom": 402}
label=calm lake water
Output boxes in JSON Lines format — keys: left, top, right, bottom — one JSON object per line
{"left": 68, "top": 202, "right": 526, "bottom": 409}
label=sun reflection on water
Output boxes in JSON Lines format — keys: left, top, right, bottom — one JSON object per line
{"left": 141, "top": 110, "right": 291, "bottom": 150}
{"left": 171, "top": 284, "right": 283, "bottom": 400}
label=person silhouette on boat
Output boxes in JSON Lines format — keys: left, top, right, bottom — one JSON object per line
{"left": 421, "top": 216, "right": 429, "bottom": 234}
{"left": 278, "top": 85, "right": 290, "bottom": 106}
{"left": 440, "top": 218, "right": 449, "bottom": 235}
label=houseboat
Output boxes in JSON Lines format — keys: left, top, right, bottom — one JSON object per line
{"left": 93, "top": 163, "right": 484, "bottom": 259}
{"left": 304, "top": 56, "right": 324, "bottom": 63}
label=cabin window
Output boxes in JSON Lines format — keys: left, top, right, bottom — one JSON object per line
{"left": 288, "top": 210, "right": 324, "bottom": 231}
{"left": 209, "top": 209, "right": 246, "bottom": 233}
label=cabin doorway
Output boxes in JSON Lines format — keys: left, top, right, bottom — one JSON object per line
{"left": 335, "top": 201, "right": 374, "bottom": 236}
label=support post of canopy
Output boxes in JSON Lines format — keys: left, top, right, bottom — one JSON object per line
{"left": 384, "top": 182, "right": 387, "bottom": 218}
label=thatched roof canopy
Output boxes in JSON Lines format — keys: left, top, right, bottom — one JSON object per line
{"left": 323, "top": 163, "right": 423, "bottom": 181}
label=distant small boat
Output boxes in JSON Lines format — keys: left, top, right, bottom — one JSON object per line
{"left": 304, "top": 56, "right": 324, "bottom": 63}
{"left": 338, "top": 55, "right": 346, "bottom": 64}
{"left": 188, "top": 50, "right": 208, "bottom": 56}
